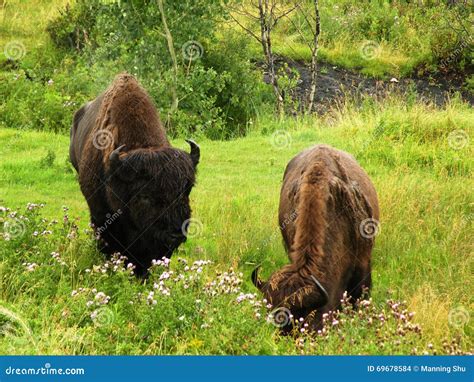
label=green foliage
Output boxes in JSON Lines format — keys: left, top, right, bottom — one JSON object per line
{"left": 46, "top": 0, "right": 103, "bottom": 51}
{"left": 0, "top": 72, "right": 81, "bottom": 133}
{"left": 39, "top": 149, "right": 56, "bottom": 168}
{"left": 0, "top": 0, "right": 272, "bottom": 139}
{"left": 465, "top": 75, "right": 474, "bottom": 95}
{"left": 41, "top": 0, "right": 271, "bottom": 139}
{"left": 201, "top": 31, "right": 272, "bottom": 138}
{"left": 277, "top": 63, "right": 301, "bottom": 114}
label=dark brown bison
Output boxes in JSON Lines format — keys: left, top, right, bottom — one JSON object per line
{"left": 70, "top": 73, "right": 200, "bottom": 276}
{"left": 252, "top": 144, "right": 379, "bottom": 331}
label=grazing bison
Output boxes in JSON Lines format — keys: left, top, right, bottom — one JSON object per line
{"left": 70, "top": 73, "right": 200, "bottom": 276}
{"left": 252, "top": 144, "right": 379, "bottom": 331}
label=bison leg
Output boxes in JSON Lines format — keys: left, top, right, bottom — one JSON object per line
{"left": 88, "top": 200, "right": 126, "bottom": 257}
{"left": 347, "top": 261, "right": 372, "bottom": 305}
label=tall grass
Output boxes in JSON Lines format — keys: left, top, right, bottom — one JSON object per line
{"left": 0, "top": 0, "right": 69, "bottom": 53}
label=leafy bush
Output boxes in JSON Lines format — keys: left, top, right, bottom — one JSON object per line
{"left": 0, "top": 72, "right": 81, "bottom": 133}
{"left": 46, "top": 0, "right": 103, "bottom": 51}
{"left": 39, "top": 149, "right": 56, "bottom": 168}
{"left": 201, "top": 31, "right": 272, "bottom": 138}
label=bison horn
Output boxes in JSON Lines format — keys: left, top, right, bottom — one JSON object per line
{"left": 251, "top": 266, "right": 264, "bottom": 290}
{"left": 109, "top": 144, "right": 126, "bottom": 167}
{"left": 310, "top": 275, "right": 329, "bottom": 308}
{"left": 185, "top": 139, "right": 200, "bottom": 167}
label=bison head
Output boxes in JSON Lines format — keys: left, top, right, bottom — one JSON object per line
{"left": 105, "top": 140, "right": 200, "bottom": 274}
{"left": 252, "top": 265, "right": 329, "bottom": 332}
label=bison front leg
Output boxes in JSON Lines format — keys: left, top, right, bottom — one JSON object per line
{"left": 91, "top": 214, "right": 123, "bottom": 255}
{"left": 87, "top": 198, "right": 125, "bottom": 257}
{"left": 347, "top": 261, "right": 372, "bottom": 306}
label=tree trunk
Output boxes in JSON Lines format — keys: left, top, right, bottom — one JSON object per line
{"left": 306, "top": 0, "right": 320, "bottom": 114}
{"left": 258, "top": 0, "right": 284, "bottom": 117}
{"left": 157, "top": 0, "right": 179, "bottom": 119}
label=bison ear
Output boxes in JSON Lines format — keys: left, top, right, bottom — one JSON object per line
{"left": 185, "top": 139, "right": 200, "bottom": 168}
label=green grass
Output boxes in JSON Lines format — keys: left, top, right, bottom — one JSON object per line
{"left": 0, "top": 0, "right": 69, "bottom": 58}
{"left": 279, "top": 40, "right": 426, "bottom": 79}
{"left": 1, "top": 97, "right": 472, "bottom": 354}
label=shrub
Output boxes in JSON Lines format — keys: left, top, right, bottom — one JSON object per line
{"left": 46, "top": 0, "right": 103, "bottom": 51}
{"left": 39, "top": 149, "right": 56, "bottom": 168}
{"left": 0, "top": 71, "right": 82, "bottom": 133}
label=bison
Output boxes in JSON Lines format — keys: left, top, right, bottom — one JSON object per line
{"left": 252, "top": 144, "right": 379, "bottom": 331}
{"left": 69, "top": 73, "right": 200, "bottom": 276}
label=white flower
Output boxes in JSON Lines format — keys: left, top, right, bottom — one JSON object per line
{"left": 25, "top": 263, "right": 38, "bottom": 272}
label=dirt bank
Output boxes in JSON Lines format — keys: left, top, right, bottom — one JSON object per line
{"left": 263, "top": 57, "right": 473, "bottom": 113}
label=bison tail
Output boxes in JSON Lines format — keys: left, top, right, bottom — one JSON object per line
{"left": 290, "top": 160, "right": 329, "bottom": 271}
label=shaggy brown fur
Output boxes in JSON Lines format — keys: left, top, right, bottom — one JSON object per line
{"left": 70, "top": 73, "right": 200, "bottom": 276}
{"left": 253, "top": 144, "right": 379, "bottom": 331}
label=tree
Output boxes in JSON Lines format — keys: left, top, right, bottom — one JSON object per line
{"left": 156, "top": 0, "right": 179, "bottom": 122}
{"left": 287, "top": 0, "right": 321, "bottom": 113}
{"left": 229, "top": 0, "right": 299, "bottom": 116}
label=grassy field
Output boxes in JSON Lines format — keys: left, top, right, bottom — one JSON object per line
{"left": 0, "top": 0, "right": 472, "bottom": 356}
{"left": 1, "top": 98, "right": 472, "bottom": 354}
